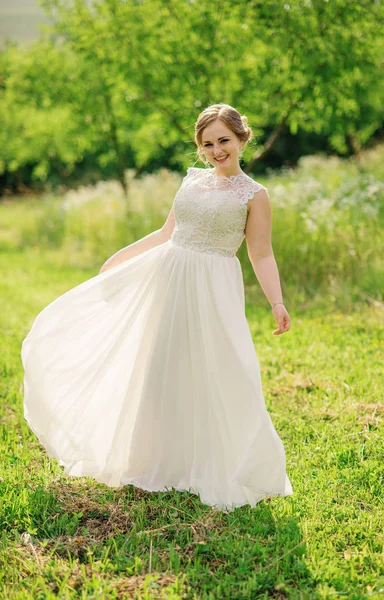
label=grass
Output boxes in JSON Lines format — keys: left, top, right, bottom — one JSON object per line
{"left": 2, "top": 146, "right": 383, "bottom": 313}
{"left": 0, "top": 149, "right": 384, "bottom": 598}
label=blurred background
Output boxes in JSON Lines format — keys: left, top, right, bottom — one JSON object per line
{"left": 0, "top": 0, "right": 383, "bottom": 311}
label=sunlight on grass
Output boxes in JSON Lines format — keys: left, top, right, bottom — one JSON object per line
{"left": 0, "top": 149, "right": 383, "bottom": 598}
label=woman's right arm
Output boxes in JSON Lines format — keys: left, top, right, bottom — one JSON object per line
{"left": 99, "top": 205, "right": 176, "bottom": 274}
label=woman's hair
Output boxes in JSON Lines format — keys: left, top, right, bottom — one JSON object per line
{"left": 194, "top": 103, "right": 253, "bottom": 165}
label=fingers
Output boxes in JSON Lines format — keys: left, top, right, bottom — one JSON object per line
{"left": 272, "top": 309, "right": 290, "bottom": 335}
{"left": 272, "top": 321, "right": 290, "bottom": 335}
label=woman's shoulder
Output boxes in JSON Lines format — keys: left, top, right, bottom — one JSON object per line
{"left": 181, "top": 166, "right": 208, "bottom": 184}
{"left": 250, "top": 178, "right": 268, "bottom": 193}
{"left": 186, "top": 166, "right": 207, "bottom": 176}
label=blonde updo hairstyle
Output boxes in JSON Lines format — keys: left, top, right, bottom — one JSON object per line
{"left": 194, "top": 103, "right": 253, "bottom": 166}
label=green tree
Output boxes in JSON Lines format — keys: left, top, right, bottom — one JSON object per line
{"left": 1, "top": 0, "right": 383, "bottom": 193}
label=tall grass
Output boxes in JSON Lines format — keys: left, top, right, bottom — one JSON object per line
{"left": 1, "top": 147, "right": 383, "bottom": 314}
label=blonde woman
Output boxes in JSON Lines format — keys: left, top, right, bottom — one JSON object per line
{"left": 22, "top": 103, "right": 293, "bottom": 512}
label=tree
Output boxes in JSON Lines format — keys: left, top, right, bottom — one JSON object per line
{"left": 1, "top": 0, "right": 383, "bottom": 194}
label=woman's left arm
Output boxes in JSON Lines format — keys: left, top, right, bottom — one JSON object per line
{"left": 245, "top": 189, "right": 290, "bottom": 335}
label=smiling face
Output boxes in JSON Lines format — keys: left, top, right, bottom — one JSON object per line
{"left": 200, "top": 119, "right": 243, "bottom": 175}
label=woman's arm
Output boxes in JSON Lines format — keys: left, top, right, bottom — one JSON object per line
{"left": 245, "top": 189, "right": 290, "bottom": 334}
{"left": 99, "top": 204, "right": 176, "bottom": 274}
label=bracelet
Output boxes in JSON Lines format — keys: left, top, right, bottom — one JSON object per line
{"left": 272, "top": 302, "right": 284, "bottom": 308}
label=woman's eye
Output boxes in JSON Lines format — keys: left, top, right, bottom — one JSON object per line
{"left": 203, "top": 140, "right": 228, "bottom": 146}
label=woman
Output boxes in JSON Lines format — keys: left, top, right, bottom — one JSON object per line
{"left": 22, "top": 103, "right": 293, "bottom": 512}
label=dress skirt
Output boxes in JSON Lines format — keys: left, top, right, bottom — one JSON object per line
{"left": 21, "top": 238, "right": 293, "bottom": 511}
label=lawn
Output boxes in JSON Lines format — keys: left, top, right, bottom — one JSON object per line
{"left": 0, "top": 246, "right": 383, "bottom": 599}
{"left": 0, "top": 149, "right": 383, "bottom": 598}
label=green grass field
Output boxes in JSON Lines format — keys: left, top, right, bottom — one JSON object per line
{"left": 0, "top": 150, "right": 383, "bottom": 598}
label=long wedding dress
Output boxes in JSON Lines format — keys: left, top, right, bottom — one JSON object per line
{"left": 21, "top": 167, "right": 293, "bottom": 511}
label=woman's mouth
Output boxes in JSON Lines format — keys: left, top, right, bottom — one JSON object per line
{"left": 214, "top": 155, "right": 229, "bottom": 162}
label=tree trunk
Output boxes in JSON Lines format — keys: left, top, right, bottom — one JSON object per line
{"left": 346, "top": 133, "right": 362, "bottom": 160}
{"left": 244, "top": 118, "right": 287, "bottom": 174}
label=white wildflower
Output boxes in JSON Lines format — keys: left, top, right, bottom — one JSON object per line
{"left": 20, "top": 532, "right": 31, "bottom": 545}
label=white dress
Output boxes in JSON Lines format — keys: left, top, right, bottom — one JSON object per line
{"left": 21, "top": 167, "right": 293, "bottom": 512}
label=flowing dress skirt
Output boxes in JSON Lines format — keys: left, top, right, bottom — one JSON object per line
{"left": 21, "top": 239, "right": 293, "bottom": 511}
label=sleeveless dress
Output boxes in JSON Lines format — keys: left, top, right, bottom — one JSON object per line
{"left": 21, "top": 167, "right": 293, "bottom": 512}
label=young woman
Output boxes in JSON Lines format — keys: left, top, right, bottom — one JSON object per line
{"left": 22, "top": 103, "right": 293, "bottom": 512}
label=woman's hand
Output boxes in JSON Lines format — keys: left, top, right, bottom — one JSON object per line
{"left": 272, "top": 304, "right": 290, "bottom": 335}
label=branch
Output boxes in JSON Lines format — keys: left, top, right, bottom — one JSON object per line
{"left": 244, "top": 117, "right": 288, "bottom": 173}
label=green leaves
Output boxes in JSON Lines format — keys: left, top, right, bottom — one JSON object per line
{"left": 1, "top": 0, "right": 383, "bottom": 191}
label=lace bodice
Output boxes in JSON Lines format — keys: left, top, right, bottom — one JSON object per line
{"left": 170, "top": 167, "right": 268, "bottom": 257}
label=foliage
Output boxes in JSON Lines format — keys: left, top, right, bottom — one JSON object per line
{"left": 0, "top": 0, "right": 383, "bottom": 193}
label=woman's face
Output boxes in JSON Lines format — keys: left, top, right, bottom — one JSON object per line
{"left": 200, "top": 120, "right": 243, "bottom": 173}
